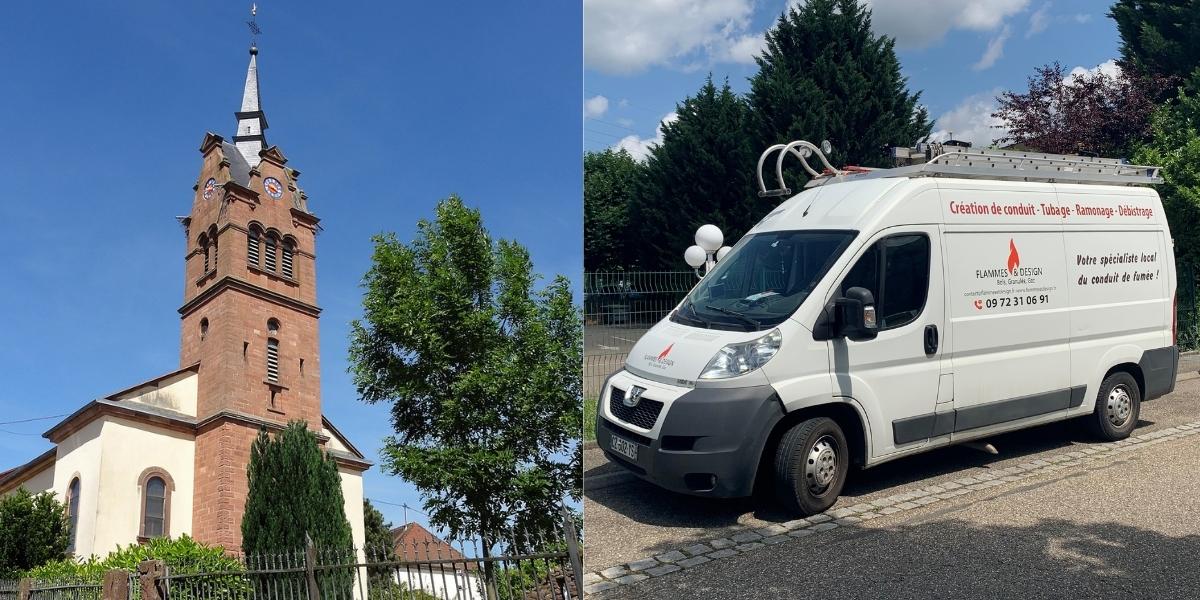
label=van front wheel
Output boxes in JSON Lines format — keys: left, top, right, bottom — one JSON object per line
{"left": 1087, "top": 372, "right": 1141, "bottom": 441}
{"left": 774, "top": 417, "right": 849, "bottom": 516}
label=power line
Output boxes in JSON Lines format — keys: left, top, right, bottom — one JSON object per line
{"left": 0, "top": 414, "right": 67, "bottom": 426}
{"left": 0, "top": 429, "right": 43, "bottom": 439}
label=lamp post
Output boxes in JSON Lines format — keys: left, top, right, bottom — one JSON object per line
{"left": 685, "top": 224, "right": 732, "bottom": 278}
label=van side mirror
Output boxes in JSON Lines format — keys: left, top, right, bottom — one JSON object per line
{"left": 836, "top": 287, "right": 878, "bottom": 341}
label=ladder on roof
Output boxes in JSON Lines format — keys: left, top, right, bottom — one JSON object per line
{"left": 756, "top": 140, "right": 1163, "bottom": 197}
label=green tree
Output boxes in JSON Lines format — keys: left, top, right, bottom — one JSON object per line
{"left": 0, "top": 488, "right": 69, "bottom": 577}
{"left": 749, "top": 0, "right": 930, "bottom": 187}
{"left": 1133, "top": 77, "right": 1200, "bottom": 268}
{"left": 1110, "top": 0, "right": 1200, "bottom": 86}
{"left": 583, "top": 148, "right": 642, "bottom": 271}
{"left": 241, "top": 422, "right": 354, "bottom": 554}
{"left": 362, "top": 500, "right": 396, "bottom": 584}
{"left": 631, "top": 76, "right": 760, "bottom": 270}
{"left": 349, "top": 196, "right": 581, "bottom": 568}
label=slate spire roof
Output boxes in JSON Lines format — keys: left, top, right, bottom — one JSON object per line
{"left": 233, "top": 45, "right": 269, "bottom": 168}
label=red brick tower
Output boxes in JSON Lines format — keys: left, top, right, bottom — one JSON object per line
{"left": 180, "top": 41, "right": 323, "bottom": 551}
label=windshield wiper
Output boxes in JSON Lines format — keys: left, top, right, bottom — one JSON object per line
{"left": 681, "top": 301, "right": 711, "bottom": 328}
{"left": 704, "top": 304, "right": 761, "bottom": 329}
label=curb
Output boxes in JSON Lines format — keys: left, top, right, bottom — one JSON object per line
{"left": 582, "top": 420, "right": 1200, "bottom": 596}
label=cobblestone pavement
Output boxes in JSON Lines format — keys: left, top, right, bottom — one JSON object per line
{"left": 584, "top": 372, "right": 1200, "bottom": 597}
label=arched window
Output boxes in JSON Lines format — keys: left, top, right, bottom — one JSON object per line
{"left": 264, "top": 234, "right": 278, "bottom": 272}
{"left": 66, "top": 477, "right": 80, "bottom": 553}
{"left": 138, "top": 469, "right": 173, "bottom": 541}
{"left": 281, "top": 239, "right": 295, "bottom": 279}
{"left": 198, "top": 234, "right": 210, "bottom": 273}
{"left": 266, "top": 338, "right": 280, "bottom": 383}
{"left": 247, "top": 225, "right": 262, "bottom": 266}
{"left": 200, "top": 318, "right": 209, "bottom": 341}
{"left": 208, "top": 226, "right": 219, "bottom": 271}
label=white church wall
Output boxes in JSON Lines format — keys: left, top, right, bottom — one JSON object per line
{"left": 11, "top": 462, "right": 56, "bottom": 496}
{"left": 52, "top": 418, "right": 105, "bottom": 558}
{"left": 114, "top": 371, "right": 198, "bottom": 416}
{"left": 92, "top": 417, "right": 195, "bottom": 556}
{"left": 338, "top": 466, "right": 367, "bottom": 600}
{"left": 322, "top": 428, "right": 350, "bottom": 453}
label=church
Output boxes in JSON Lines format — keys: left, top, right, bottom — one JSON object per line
{"left": 0, "top": 38, "right": 370, "bottom": 557}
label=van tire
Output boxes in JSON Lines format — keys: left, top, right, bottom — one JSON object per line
{"left": 1087, "top": 372, "right": 1141, "bottom": 441}
{"left": 774, "top": 417, "right": 849, "bottom": 516}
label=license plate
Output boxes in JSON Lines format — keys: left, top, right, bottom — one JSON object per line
{"left": 610, "top": 434, "right": 639, "bottom": 462}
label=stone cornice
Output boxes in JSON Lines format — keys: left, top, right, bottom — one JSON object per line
{"left": 178, "top": 275, "right": 321, "bottom": 318}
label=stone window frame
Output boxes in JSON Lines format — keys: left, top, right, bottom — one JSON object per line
{"left": 136, "top": 467, "right": 175, "bottom": 543}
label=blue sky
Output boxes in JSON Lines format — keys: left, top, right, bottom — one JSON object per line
{"left": 584, "top": 0, "right": 1122, "bottom": 157}
{"left": 0, "top": 2, "right": 580, "bottom": 538}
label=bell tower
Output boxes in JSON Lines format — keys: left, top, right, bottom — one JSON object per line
{"left": 180, "top": 35, "right": 323, "bottom": 550}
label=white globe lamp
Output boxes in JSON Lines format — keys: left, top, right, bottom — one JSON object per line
{"left": 695, "top": 224, "right": 724, "bottom": 252}
{"left": 684, "top": 245, "right": 707, "bottom": 269}
{"left": 716, "top": 246, "right": 732, "bottom": 262}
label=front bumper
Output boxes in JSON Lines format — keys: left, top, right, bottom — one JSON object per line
{"left": 595, "top": 371, "right": 784, "bottom": 497}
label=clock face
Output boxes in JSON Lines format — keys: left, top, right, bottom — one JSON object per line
{"left": 202, "top": 178, "right": 217, "bottom": 200}
{"left": 263, "top": 177, "right": 284, "bottom": 199}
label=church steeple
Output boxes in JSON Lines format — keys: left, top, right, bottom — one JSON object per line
{"left": 233, "top": 45, "right": 268, "bottom": 167}
{"left": 233, "top": 4, "right": 267, "bottom": 167}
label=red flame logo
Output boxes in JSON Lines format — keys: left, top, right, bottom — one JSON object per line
{"left": 1007, "top": 239, "right": 1020, "bottom": 273}
{"left": 658, "top": 344, "right": 674, "bottom": 360}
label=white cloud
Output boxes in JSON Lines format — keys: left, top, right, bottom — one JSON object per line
{"left": 972, "top": 25, "right": 1011, "bottom": 71}
{"left": 1072, "top": 13, "right": 1092, "bottom": 23}
{"left": 1027, "top": 2, "right": 1050, "bottom": 37}
{"left": 1068, "top": 59, "right": 1121, "bottom": 80}
{"left": 722, "top": 32, "right": 766, "bottom": 64}
{"left": 584, "top": 0, "right": 756, "bottom": 74}
{"left": 613, "top": 112, "right": 678, "bottom": 161}
{"left": 929, "top": 89, "right": 1007, "bottom": 148}
{"left": 863, "top": 0, "right": 1028, "bottom": 48}
{"left": 584, "top": 95, "right": 610, "bottom": 119}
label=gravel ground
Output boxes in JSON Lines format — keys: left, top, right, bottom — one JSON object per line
{"left": 584, "top": 372, "right": 1200, "bottom": 574}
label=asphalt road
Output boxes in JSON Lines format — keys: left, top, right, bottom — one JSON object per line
{"left": 584, "top": 371, "right": 1200, "bottom": 590}
{"left": 602, "top": 432, "right": 1200, "bottom": 599}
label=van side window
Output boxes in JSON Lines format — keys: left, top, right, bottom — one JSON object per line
{"left": 841, "top": 234, "right": 930, "bottom": 330}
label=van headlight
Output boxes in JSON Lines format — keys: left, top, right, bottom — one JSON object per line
{"left": 699, "top": 329, "right": 782, "bottom": 379}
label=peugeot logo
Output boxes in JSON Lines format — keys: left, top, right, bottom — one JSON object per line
{"left": 623, "top": 386, "right": 646, "bottom": 408}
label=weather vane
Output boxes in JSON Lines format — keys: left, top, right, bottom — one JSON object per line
{"left": 246, "top": 3, "right": 261, "bottom": 48}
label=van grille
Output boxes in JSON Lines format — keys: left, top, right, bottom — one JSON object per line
{"left": 609, "top": 387, "right": 664, "bottom": 430}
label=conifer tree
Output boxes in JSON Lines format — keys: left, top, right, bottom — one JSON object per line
{"left": 749, "top": 0, "right": 930, "bottom": 188}
{"left": 632, "top": 76, "right": 759, "bottom": 270}
{"left": 1110, "top": 0, "right": 1200, "bottom": 88}
{"left": 241, "top": 422, "right": 353, "bottom": 554}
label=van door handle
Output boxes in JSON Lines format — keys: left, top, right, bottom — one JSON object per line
{"left": 924, "top": 324, "right": 939, "bottom": 355}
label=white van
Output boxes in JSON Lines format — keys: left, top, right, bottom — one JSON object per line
{"left": 595, "top": 142, "right": 1179, "bottom": 515}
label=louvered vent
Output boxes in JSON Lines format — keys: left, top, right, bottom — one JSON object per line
{"left": 282, "top": 243, "right": 294, "bottom": 278}
{"left": 266, "top": 338, "right": 280, "bottom": 382}
{"left": 265, "top": 236, "right": 277, "bottom": 272}
{"left": 248, "top": 231, "right": 260, "bottom": 265}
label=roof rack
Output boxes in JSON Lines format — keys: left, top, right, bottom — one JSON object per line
{"left": 756, "top": 140, "right": 1163, "bottom": 197}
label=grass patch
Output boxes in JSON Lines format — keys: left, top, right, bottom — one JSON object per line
{"left": 583, "top": 396, "right": 598, "bottom": 442}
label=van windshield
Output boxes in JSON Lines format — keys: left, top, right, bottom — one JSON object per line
{"left": 674, "top": 230, "right": 856, "bottom": 331}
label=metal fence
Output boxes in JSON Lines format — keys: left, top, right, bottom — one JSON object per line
{"left": 1178, "top": 262, "right": 1198, "bottom": 352}
{"left": 1, "top": 514, "right": 581, "bottom": 600}
{"left": 583, "top": 271, "right": 696, "bottom": 398}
